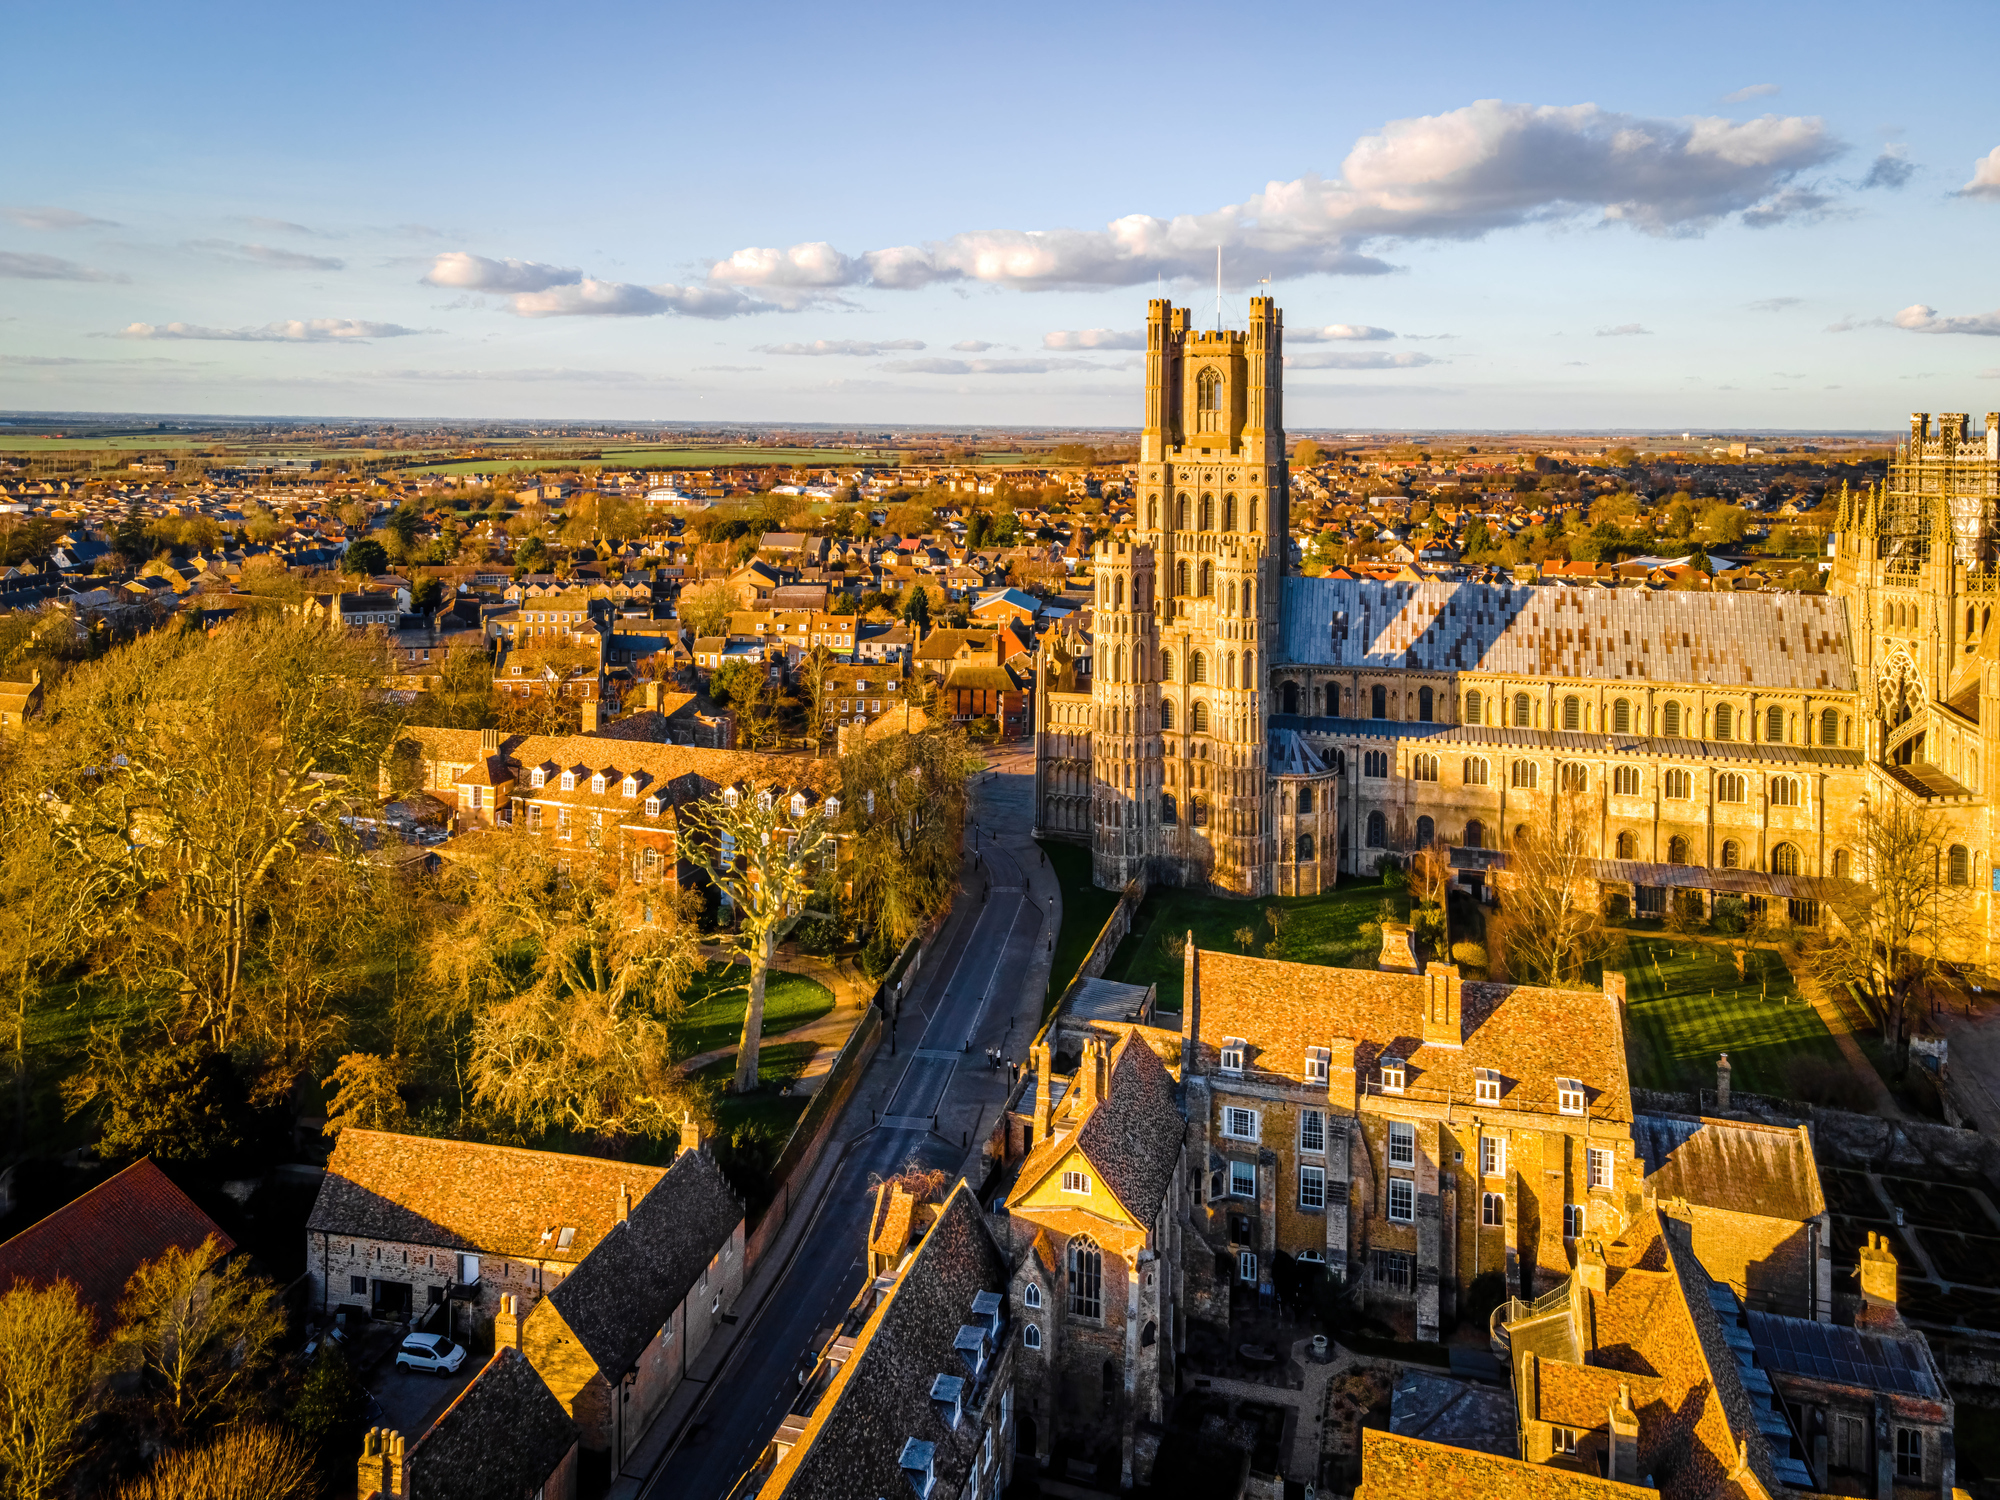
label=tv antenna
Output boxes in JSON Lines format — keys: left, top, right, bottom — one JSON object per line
{"left": 1214, "top": 246, "right": 1224, "bottom": 332}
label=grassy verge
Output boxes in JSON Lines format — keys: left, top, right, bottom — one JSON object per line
{"left": 1039, "top": 840, "right": 1121, "bottom": 1016}
{"left": 695, "top": 1041, "right": 819, "bottom": 1139}
{"left": 1617, "top": 935, "right": 1843, "bottom": 1096}
{"left": 673, "top": 962, "right": 835, "bottom": 1059}
{"left": 1103, "top": 878, "right": 1398, "bottom": 1016}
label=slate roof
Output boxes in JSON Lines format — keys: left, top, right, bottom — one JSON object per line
{"left": 1390, "top": 1369, "right": 1519, "bottom": 1458}
{"left": 546, "top": 1149, "right": 742, "bottom": 1379}
{"left": 1281, "top": 576, "right": 1855, "bottom": 692}
{"left": 0, "top": 1158, "right": 234, "bottom": 1329}
{"left": 1015, "top": 1032, "right": 1184, "bottom": 1222}
{"left": 308, "top": 1130, "right": 668, "bottom": 1265}
{"left": 1272, "top": 716, "right": 1867, "bottom": 770}
{"left": 405, "top": 1347, "right": 577, "bottom": 1500}
{"left": 762, "top": 1184, "right": 1009, "bottom": 1500}
{"left": 1192, "top": 951, "right": 1632, "bottom": 1124}
{"left": 1632, "top": 1114, "right": 1826, "bottom": 1223}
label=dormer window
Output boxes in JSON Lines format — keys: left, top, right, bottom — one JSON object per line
{"left": 1475, "top": 1069, "right": 1502, "bottom": 1105}
{"left": 644, "top": 795, "right": 661, "bottom": 818}
{"left": 953, "top": 1324, "right": 988, "bottom": 1379}
{"left": 1380, "top": 1059, "right": 1406, "bottom": 1094}
{"left": 929, "top": 1374, "right": 965, "bottom": 1430}
{"left": 898, "top": 1438, "right": 935, "bottom": 1499}
{"left": 790, "top": 791, "right": 808, "bottom": 818}
{"left": 590, "top": 773, "right": 607, "bottom": 794}
{"left": 1219, "top": 1037, "right": 1246, "bottom": 1073}
{"left": 1557, "top": 1077, "right": 1585, "bottom": 1115}
{"left": 722, "top": 786, "right": 740, "bottom": 809}
{"left": 622, "top": 775, "right": 639, "bottom": 798}
{"left": 824, "top": 796, "right": 841, "bottom": 819}
{"left": 530, "top": 768, "right": 546, "bottom": 788}
{"left": 1305, "top": 1047, "right": 1330, "bottom": 1084}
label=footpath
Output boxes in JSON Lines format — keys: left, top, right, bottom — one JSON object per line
{"left": 607, "top": 754, "right": 1060, "bottom": 1500}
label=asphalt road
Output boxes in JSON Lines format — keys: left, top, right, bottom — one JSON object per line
{"left": 643, "top": 828, "right": 1043, "bottom": 1500}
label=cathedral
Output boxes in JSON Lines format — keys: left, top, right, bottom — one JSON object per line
{"left": 1033, "top": 297, "right": 2000, "bottom": 963}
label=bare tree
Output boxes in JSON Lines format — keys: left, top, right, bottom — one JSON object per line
{"left": 797, "top": 644, "right": 838, "bottom": 756}
{"left": 839, "top": 723, "right": 977, "bottom": 951}
{"left": 1814, "top": 797, "right": 1972, "bottom": 1048}
{"left": 428, "top": 836, "right": 703, "bottom": 1139}
{"left": 114, "top": 1423, "right": 313, "bottom": 1500}
{"left": 1493, "top": 790, "right": 1609, "bottom": 985}
{"left": 680, "top": 785, "right": 836, "bottom": 1092}
{"left": 0, "top": 1280, "right": 102, "bottom": 1500}
{"left": 113, "top": 1236, "right": 285, "bottom": 1437}
{"left": 678, "top": 581, "right": 735, "bottom": 640}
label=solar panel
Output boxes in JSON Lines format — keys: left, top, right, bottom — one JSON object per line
{"left": 1746, "top": 1311, "right": 1936, "bottom": 1397}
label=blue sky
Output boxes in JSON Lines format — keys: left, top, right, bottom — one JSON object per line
{"left": 5, "top": 0, "right": 1998, "bottom": 429}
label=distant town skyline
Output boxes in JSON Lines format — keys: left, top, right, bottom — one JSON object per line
{"left": 6, "top": 0, "right": 1999, "bottom": 427}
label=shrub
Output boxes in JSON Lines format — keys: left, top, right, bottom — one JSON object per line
{"left": 1450, "top": 941, "right": 1488, "bottom": 972}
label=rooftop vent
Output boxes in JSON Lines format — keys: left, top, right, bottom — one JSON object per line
{"left": 556, "top": 1227, "right": 577, "bottom": 1251}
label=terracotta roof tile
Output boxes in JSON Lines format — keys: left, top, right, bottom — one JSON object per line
{"left": 0, "top": 1159, "right": 233, "bottom": 1329}
{"left": 1632, "top": 1114, "right": 1825, "bottom": 1222}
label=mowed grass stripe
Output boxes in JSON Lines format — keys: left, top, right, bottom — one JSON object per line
{"left": 1619, "top": 936, "right": 1841, "bottom": 1095}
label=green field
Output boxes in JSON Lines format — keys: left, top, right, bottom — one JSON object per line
{"left": 1038, "top": 840, "right": 1122, "bottom": 1014}
{"left": 400, "top": 446, "right": 892, "bottom": 476}
{"left": 1617, "top": 936, "right": 1843, "bottom": 1096}
{"left": 1101, "top": 878, "right": 1398, "bottom": 1016}
{"left": 693, "top": 1040, "right": 819, "bottom": 1137}
{"left": 672, "top": 961, "right": 835, "bottom": 1059}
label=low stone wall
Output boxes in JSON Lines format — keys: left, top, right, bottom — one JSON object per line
{"left": 1047, "top": 871, "right": 1149, "bottom": 1026}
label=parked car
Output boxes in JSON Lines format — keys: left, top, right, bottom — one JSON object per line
{"left": 395, "top": 1333, "right": 466, "bottom": 1376}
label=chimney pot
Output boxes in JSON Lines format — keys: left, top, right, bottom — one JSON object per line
{"left": 1716, "top": 1053, "right": 1732, "bottom": 1112}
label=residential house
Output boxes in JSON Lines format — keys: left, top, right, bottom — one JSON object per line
{"left": 821, "top": 665, "right": 907, "bottom": 734}
{"left": 505, "top": 1142, "right": 744, "bottom": 1480}
{"left": 358, "top": 1347, "right": 579, "bottom": 1500}
{"left": 0, "top": 669, "right": 42, "bottom": 734}
{"left": 0, "top": 1158, "right": 235, "bottom": 1329}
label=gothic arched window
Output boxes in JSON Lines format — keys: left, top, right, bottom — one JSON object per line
{"left": 1280, "top": 681, "right": 1299, "bottom": 716}
{"left": 1147, "top": 496, "right": 1159, "bottom": 528}
{"left": 1175, "top": 560, "right": 1190, "bottom": 596}
{"left": 1562, "top": 695, "right": 1581, "bottom": 732}
{"left": 1224, "top": 495, "right": 1238, "bottom": 531}
{"left": 1297, "top": 785, "right": 1313, "bottom": 814}
{"left": 1296, "top": 833, "right": 1315, "bottom": 861}
{"left": 1662, "top": 701, "right": 1683, "bottom": 738}
{"left": 1771, "top": 842, "right": 1800, "bottom": 876}
{"left": 1667, "top": 835, "right": 1689, "bottom": 866}
{"left": 1189, "top": 652, "right": 1207, "bottom": 684}
{"left": 1714, "top": 703, "right": 1734, "bottom": 740}
{"left": 1160, "top": 699, "right": 1175, "bottom": 730}
{"left": 1465, "top": 689, "right": 1483, "bottom": 725}
{"left": 1615, "top": 830, "right": 1636, "bottom": 859}
{"left": 1199, "top": 561, "right": 1214, "bottom": 596}
{"left": 1176, "top": 494, "right": 1189, "bottom": 529}
{"left": 1766, "top": 705, "right": 1785, "bottom": 743}
{"left": 1366, "top": 811, "right": 1387, "bottom": 847}
{"left": 1068, "top": 1238, "right": 1103, "bottom": 1319}
{"left": 1820, "top": 707, "right": 1839, "bottom": 746}
{"left": 1191, "top": 700, "right": 1210, "bottom": 733}
{"left": 1199, "top": 495, "right": 1215, "bottom": 531}
{"left": 1416, "top": 816, "right": 1434, "bottom": 847}
{"left": 1613, "top": 697, "right": 1632, "bottom": 735}
{"left": 1371, "top": 685, "right": 1387, "bottom": 719}
{"left": 1513, "top": 693, "right": 1533, "bottom": 728}
{"left": 1418, "top": 686, "right": 1434, "bottom": 722}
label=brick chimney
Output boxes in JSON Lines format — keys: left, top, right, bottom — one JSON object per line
{"left": 358, "top": 1428, "right": 406, "bottom": 1499}
{"left": 494, "top": 1293, "right": 522, "bottom": 1351}
{"left": 1326, "top": 1036, "right": 1357, "bottom": 1112}
{"left": 677, "top": 1111, "right": 704, "bottom": 1159}
{"left": 581, "top": 699, "right": 601, "bottom": 733}
{"left": 1575, "top": 1236, "right": 1608, "bottom": 1302}
{"left": 1607, "top": 1384, "right": 1640, "bottom": 1483}
{"left": 1716, "top": 1053, "right": 1732, "bottom": 1112}
{"left": 480, "top": 726, "right": 500, "bottom": 757}
{"left": 1377, "top": 921, "right": 1420, "bottom": 975}
{"left": 1073, "top": 1037, "right": 1103, "bottom": 1116}
{"left": 1422, "top": 963, "right": 1462, "bottom": 1048}
{"left": 1857, "top": 1231, "right": 1903, "bottom": 1330}
{"left": 616, "top": 1182, "right": 631, "bottom": 1223}
{"left": 1030, "top": 1041, "right": 1053, "bottom": 1144}
{"left": 1180, "top": 932, "right": 1200, "bottom": 1071}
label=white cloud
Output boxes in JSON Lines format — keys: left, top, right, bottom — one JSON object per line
{"left": 1861, "top": 144, "right": 1914, "bottom": 190}
{"left": 879, "top": 357, "right": 1113, "bottom": 375}
{"left": 3, "top": 206, "right": 118, "bottom": 231}
{"left": 1893, "top": 304, "right": 2000, "bottom": 336}
{"left": 1285, "top": 351, "right": 1437, "bottom": 369}
{"left": 1746, "top": 296, "right": 1802, "bottom": 311}
{"left": 507, "top": 279, "right": 769, "bottom": 319}
{"left": 1723, "top": 83, "right": 1781, "bottom": 102}
{"left": 1288, "top": 323, "right": 1394, "bottom": 342}
{"left": 708, "top": 99, "right": 1843, "bottom": 294}
{"left": 244, "top": 216, "right": 339, "bottom": 238}
{"left": 190, "top": 240, "right": 345, "bottom": 271}
{"left": 952, "top": 340, "right": 997, "bottom": 352}
{"left": 0, "top": 251, "right": 126, "bottom": 283}
{"left": 756, "top": 339, "right": 926, "bottom": 356}
{"left": 1960, "top": 147, "right": 2000, "bottom": 200}
{"left": 1740, "top": 186, "right": 1843, "bottom": 227}
{"left": 1043, "top": 328, "right": 1145, "bottom": 350}
{"left": 118, "top": 319, "right": 429, "bottom": 342}
{"left": 1597, "top": 323, "right": 1653, "bottom": 336}
{"left": 423, "top": 251, "right": 580, "bottom": 293}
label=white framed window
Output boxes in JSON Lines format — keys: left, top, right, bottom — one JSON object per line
{"left": 1237, "top": 1250, "right": 1258, "bottom": 1284}
{"left": 1481, "top": 1135, "right": 1506, "bottom": 1177}
{"left": 1551, "top": 1426, "right": 1580, "bottom": 1456}
{"left": 590, "top": 772, "right": 608, "bottom": 794}
{"left": 530, "top": 767, "right": 547, "bottom": 788}
{"left": 1588, "top": 1147, "right": 1614, "bottom": 1191}
{"left": 643, "top": 795, "right": 661, "bottom": 817}
{"left": 1387, "top": 1177, "right": 1415, "bottom": 1222}
{"left": 1483, "top": 1191, "right": 1505, "bottom": 1227}
{"left": 1299, "top": 1165, "right": 1326, "bottom": 1210}
{"left": 560, "top": 770, "right": 576, "bottom": 791}
{"left": 621, "top": 775, "right": 639, "bottom": 798}
{"left": 1299, "top": 1109, "right": 1325, "bottom": 1155}
{"left": 1228, "top": 1161, "right": 1256, "bottom": 1198}
{"left": 1564, "top": 1203, "right": 1584, "bottom": 1240}
{"left": 1061, "top": 1170, "right": 1090, "bottom": 1194}
{"left": 1474, "top": 1068, "right": 1501, "bottom": 1105}
{"left": 1388, "top": 1120, "right": 1415, "bottom": 1167}
{"left": 1379, "top": 1059, "right": 1405, "bottom": 1094}
{"left": 1223, "top": 1106, "right": 1259, "bottom": 1141}
{"left": 1557, "top": 1078, "right": 1585, "bottom": 1115}
{"left": 1023, "top": 1282, "right": 1041, "bottom": 1309}
{"left": 1305, "top": 1047, "right": 1330, "bottom": 1084}
{"left": 1219, "top": 1037, "right": 1246, "bottom": 1072}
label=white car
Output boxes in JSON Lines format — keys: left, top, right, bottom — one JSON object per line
{"left": 395, "top": 1333, "right": 466, "bottom": 1376}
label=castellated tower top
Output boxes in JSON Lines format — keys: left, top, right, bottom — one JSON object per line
{"left": 1140, "top": 297, "right": 1283, "bottom": 466}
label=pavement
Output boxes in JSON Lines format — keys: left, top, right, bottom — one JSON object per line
{"left": 609, "top": 746, "right": 1062, "bottom": 1500}
{"left": 1931, "top": 995, "right": 2000, "bottom": 1135}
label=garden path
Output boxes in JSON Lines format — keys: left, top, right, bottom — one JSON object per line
{"left": 675, "top": 945, "right": 876, "bottom": 1092}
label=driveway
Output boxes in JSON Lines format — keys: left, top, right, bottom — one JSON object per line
{"left": 369, "top": 1349, "right": 480, "bottom": 1441}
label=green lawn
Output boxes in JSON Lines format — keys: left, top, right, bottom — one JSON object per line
{"left": 1617, "top": 936, "right": 1844, "bottom": 1096}
{"left": 1102, "top": 878, "right": 1399, "bottom": 1016}
{"left": 674, "top": 962, "right": 835, "bottom": 1059}
{"left": 694, "top": 1041, "right": 818, "bottom": 1139}
{"left": 1039, "top": 840, "right": 1122, "bottom": 1014}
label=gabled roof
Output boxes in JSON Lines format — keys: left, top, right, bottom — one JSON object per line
{"left": 762, "top": 1185, "right": 1008, "bottom": 1500}
{"left": 546, "top": 1149, "right": 741, "bottom": 1378}
{"left": 0, "top": 1158, "right": 234, "bottom": 1328}
{"left": 1014, "top": 1033, "right": 1183, "bottom": 1223}
{"left": 308, "top": 1129, "right": 668, "bottom": 1265}
{"left": 405, "top": 1347, "right": 577, "bottom": 1500}
{"left": 1632, "top": 1114, "right": 1825, "bottom": 1222}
